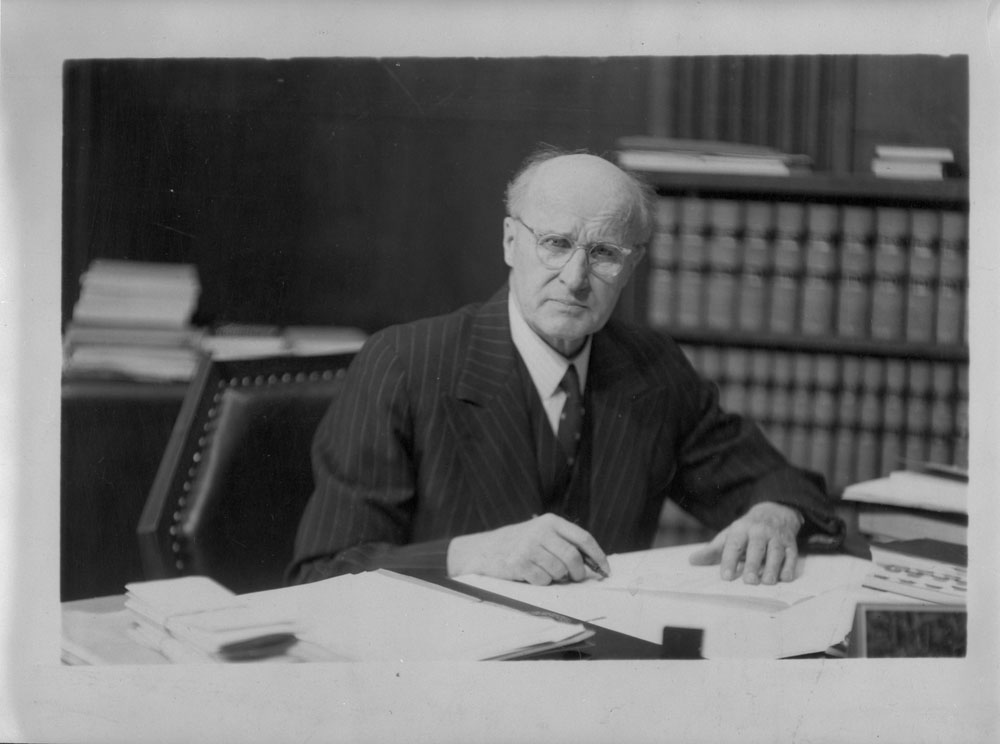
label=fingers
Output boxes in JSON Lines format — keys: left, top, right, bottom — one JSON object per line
{"left": 504, "top": 514, "right": 608, "bottom": 584}
{"left": 547, "top": 515, "right": 610, "bottom": 578}
{"left": 719, "top": 531, "right": 746, "bottom": 582}
{"left": 779, "top": 541, "right": 799, "bottom": 583}
{"left": 687, "top": 531, "right": 726, "bottom": 566}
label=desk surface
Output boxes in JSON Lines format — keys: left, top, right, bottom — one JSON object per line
{"left": 63, "top": 543, "right": 945, "bottom": 665}
{"left": 62, "top": 582, "right": 665, "bottom": 665}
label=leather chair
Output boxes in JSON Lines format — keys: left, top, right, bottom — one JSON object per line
{"left": 138, "top": 352, "right": 356, "bottom": 594}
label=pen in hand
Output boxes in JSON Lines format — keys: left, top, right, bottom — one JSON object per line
{"left": 581, "top": 551, "right": 609, "bottom": 579}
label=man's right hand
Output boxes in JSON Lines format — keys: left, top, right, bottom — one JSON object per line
{"left": 446, "top": 513, "right": 609, "bottom": 585}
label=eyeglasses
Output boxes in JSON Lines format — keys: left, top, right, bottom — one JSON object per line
{"left": 512, "top": 216, "right": 633, "bottom": 280}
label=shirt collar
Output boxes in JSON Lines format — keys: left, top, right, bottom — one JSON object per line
{"left": 508, "top": 291, "right": 591, "bottom": 398}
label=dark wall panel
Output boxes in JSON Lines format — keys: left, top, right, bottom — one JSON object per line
{"left": 63, "top": 57, "right": 653, "bottom": 333}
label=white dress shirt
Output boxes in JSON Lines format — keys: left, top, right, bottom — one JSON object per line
{"left": 508, "top": 292, "right": 591, "bottom": 436}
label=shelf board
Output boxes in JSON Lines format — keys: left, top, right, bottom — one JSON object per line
{"left": 658, "top": 326, "right": 969, "bottom": 362}
{"left": 634, "top": 171, "right": 969, "bottom": 207}
{"left": 62, "top": 376, "right": 190, "bottom": 401}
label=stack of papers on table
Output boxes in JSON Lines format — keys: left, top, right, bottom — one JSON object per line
{"left": 241, "top": 570, "right": 593, "bottom": 662}
{"left": 457, "top": 544, "right": 874, "bottom": 659}
{"left": 124, "top": 576, "right": 300, "bottom": 662}
{"left": 842, "top": 469, "right": 968, "bottom": 544}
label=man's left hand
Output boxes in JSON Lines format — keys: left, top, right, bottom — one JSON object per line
{"left": 688, "top": 502, "right": 804, "bottom": 584}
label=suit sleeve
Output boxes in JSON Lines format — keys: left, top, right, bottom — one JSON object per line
{"left": 287, "top": 332, "right": 450, "bottom": 584}
{"left": 666, "top": 356, "right": 845, "bottom": 550}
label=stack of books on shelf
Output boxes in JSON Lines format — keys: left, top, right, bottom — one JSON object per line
{"left": 871, "top": 145, "right": 955, "bottom": 181}
{"left": 645, "top": 195, "right": 968, "bottom": 347}
{"left": 841, "top": 467, "right": 968, "bottom": 545}
{"left": 680, "top": 346, "right": 969, "bottom": 493}
{"left": 616, "top": 136, "right": 812, "bottom": 177}
{"left": 63, "top": 259, "right": 204, "bottom": 382}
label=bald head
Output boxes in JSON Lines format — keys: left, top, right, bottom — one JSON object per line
{"left": 505, "top": 150, "right": 654, "bottom": 247}
{"left": 501, "top": 148, "right": 653, "bottom": 356}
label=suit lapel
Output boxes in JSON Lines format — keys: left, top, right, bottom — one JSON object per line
{"left": 446, "top": 290, "right": 545, "bottom": 527}
{"left": 586, "top": 330, "right": 667, "bottom": 546}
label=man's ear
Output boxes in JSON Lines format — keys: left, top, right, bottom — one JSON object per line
{"left": 502, "top": 217, "right": 517, "bottom": 268}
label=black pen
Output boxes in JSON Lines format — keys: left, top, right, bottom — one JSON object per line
{"left": 581, "top": 551, "right": 609, "bottom": 579}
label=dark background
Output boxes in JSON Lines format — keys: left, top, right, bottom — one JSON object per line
{"left": 62, "top": 55, "right": 968, "bottom": 333}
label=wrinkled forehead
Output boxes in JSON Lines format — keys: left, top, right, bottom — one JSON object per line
{"left": 523, "top": 156, "right": 636, "bottom": 232}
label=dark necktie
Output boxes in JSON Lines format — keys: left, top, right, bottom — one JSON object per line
{"left": 557, "top": 364, "right": 584, "bottom": 466}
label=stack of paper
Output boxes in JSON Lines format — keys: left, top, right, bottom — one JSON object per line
{"left": 124, "top": 576, "right": 300, "bottom": 662}
{"left": 871, "top": 145, "right": 955, "bottom": 180}
{"left": 615, "top": 135, "right": 812, "bottom": 177}
{"left": 241, "top": 570, "right": 593, "bottom": 662}
{"left": 457, "top": 544, "right": 874, "bottom": 659}
{"left": 842, "top": 469, "right": 968, "bottom": 544}
{"left": 64, "top": 259, "right": 203, "bottom": 382}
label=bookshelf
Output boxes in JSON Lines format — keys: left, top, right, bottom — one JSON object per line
{"left": 631, "top": 171, "right": 969, "bottom": 496}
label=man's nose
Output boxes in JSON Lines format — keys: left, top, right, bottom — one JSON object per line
{"left": 559, "top": 246, "right": 590, "bottom": 290}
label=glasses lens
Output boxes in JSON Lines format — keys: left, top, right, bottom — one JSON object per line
{"left": 589, "top": 244, "right": 624, "bottom": 278}
{"left": 536, "top": 235, "right": 574, "bottom": 267}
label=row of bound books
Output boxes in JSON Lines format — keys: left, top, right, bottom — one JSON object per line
{"left": 646, "top": 197, "right": 968, "bottom": 346}
{"left": 681, "top": 344, "right": 969, "bottom": 493}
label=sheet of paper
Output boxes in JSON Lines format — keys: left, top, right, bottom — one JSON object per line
{"left": 241, "top": 570, "right": 589, "bottom": 662}
{"left": 457, "top": 543, "right": 874, "bottom": 658}
{"left": 841, "top": 470, "right": 967, "bottom": 513}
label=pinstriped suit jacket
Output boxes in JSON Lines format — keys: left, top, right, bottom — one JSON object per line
{"left": 290, "top": 287, "right": 843, "bottom": 583}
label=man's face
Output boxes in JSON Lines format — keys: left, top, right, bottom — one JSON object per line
{"left": 503, "top": 156, "right": 640, "bottom": 357}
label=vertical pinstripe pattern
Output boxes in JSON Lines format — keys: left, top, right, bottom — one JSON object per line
{"left": 289, "top": 287, "right": 842, "bottom": 584}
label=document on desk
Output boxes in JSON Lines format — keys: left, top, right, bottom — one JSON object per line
{"left": 241, "top": 569, "right": 592, "bottom": 662}
{"left": 457, "top": 544, "right": 874, "bottom": 659}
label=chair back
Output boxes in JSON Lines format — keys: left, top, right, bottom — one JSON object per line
{"left": 138, "top": 352, "right": 355, "bottom": 593}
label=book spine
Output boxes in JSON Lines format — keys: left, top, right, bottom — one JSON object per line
{"left": 831, "top": 355, "right": 862, "bottom": 492}
{"left": 905, "top": 209, "right": 941, "bottom": 343}
{"left": 746, "top": 350, "right": 772, "bottom": 434}
{"left": 767, "top": 351, "right": 795, "bottom": 456}
{"left": 935, "top": 210, "right": 968, "bottom": 346}
{"left": 954, "top": 363, "right": 969, "bottom": 470}
{"left": 767, "top": 202, "right": 805, "bottom": 335}
{"left": 646, "top": 196, "right": 679, "bottom": 329}
{"left": 800, "top": 203, "right": 839, "bottom": 336}
{"left": 809, "top": 353, "right": 838, "bottom": 486}
{"left": 704, "top": 200, "right": 743, "bottom": 331}
{"left": 879, "top": 359, "right": 908, "bottom": 474}
{"left": 855, "top": 358, "right": 885, "bottom": 482}
{"left": 787, "top": 352, "right": 814, "bottom": 468}
{"left": 675, "top": 197, "right": 709, "bottom": 328}
{"left": 928, "top": 362, "right": 957, "bottom": 465}
{"left": 870, "top": 207, "right": 909, "bottom": 340}
{"left": 903, "top": 360, "right": 932, "bottom": 465}
{"left": 835, "top": 206, "right": 875, "bottom": 338}
{"left": 719, "top": 347, "right": 750, "bottom": 414}
{"left": 736, "top": 201, "right": 773, "bottom": 333}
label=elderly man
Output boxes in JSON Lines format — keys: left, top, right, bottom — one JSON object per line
{"left": 290, "top": 148, "right": 843, "bottom": 587}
